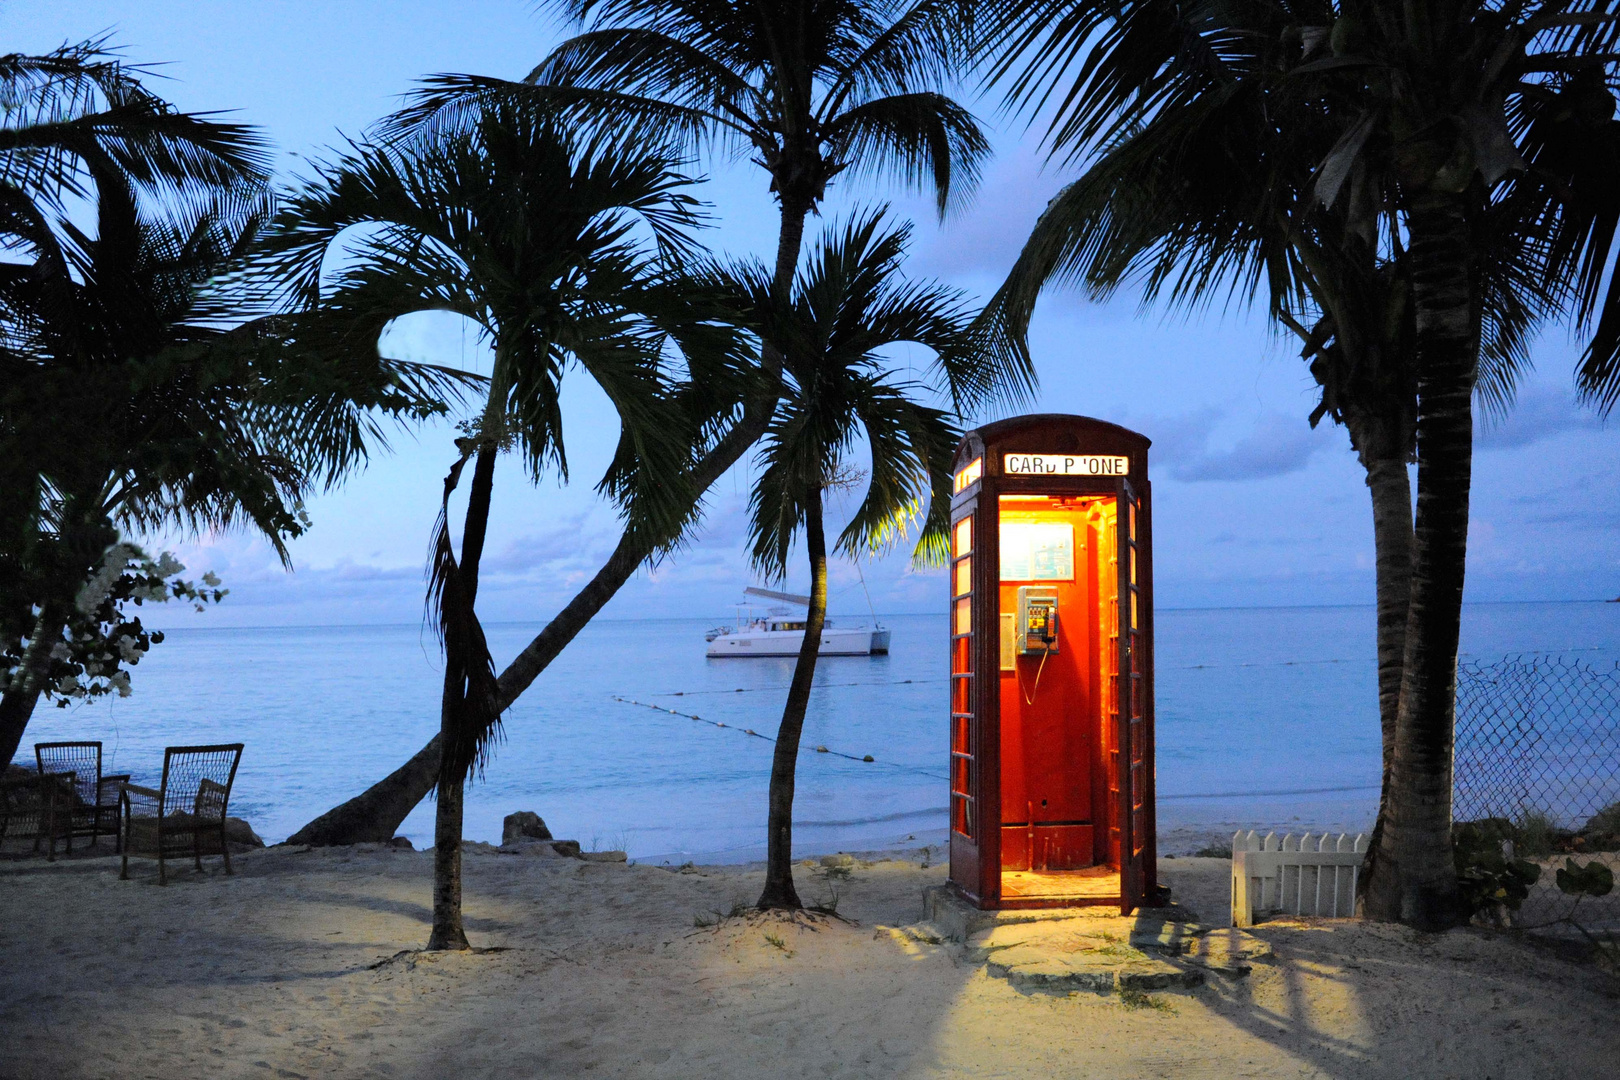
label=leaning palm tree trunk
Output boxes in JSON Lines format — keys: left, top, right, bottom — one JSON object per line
{"left": 1363, "top": 197, "right": 1473, "bottom": 928}
{"left": 0, "top": 606, "right": 68, "bottom": 768}
{"left": 758, "top": 490, "right": 829, "bottom": 911}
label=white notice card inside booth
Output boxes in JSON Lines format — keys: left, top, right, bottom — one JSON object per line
{"left": 999, "top": 522, "right": 1074, "bottom": 581}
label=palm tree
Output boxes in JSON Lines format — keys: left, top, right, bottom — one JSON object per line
{"left": 288, "top": 0, "right": 1013, "bottom": 847}
{"left": 0, "top": 41, "right": 459, "bottom": 767}
{"left": 973, "top": 0, "right": 1620, "bottom": 927}
{"left": 1279, "top": 0, "right": 1620, "bottom": 927}
{"left": 253, "top": 103, "right": 736, "bottom": 949}
{"left": 725, "top": 210, "right": 971, "bottom": 909}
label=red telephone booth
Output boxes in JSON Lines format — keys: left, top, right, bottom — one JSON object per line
{"left": 946, "top": 414, "right": 1158, "bottom": 913}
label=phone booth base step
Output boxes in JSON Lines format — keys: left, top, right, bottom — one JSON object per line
{"left": 915, "top": 886, "right": 1273, "bottom": 994}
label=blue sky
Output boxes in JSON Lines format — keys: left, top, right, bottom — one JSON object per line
{"left": 9, "top": 1, "right": 1618, "bottom": 629}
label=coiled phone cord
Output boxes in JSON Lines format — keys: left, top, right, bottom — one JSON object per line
{"left": 1019, "top": 646, "right": 1051, "bottom": 705}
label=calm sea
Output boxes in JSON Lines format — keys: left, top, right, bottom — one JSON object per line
{"left": 23, "top": 602, "right": 1620, "bottom": 861}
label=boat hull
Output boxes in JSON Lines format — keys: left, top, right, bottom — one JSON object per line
{"left": 706, "top": 626, "right": 888, "bottom": 657}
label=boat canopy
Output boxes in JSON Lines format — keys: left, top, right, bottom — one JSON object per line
{"left": 743, "top": 586, "right": 811, "bottom": 607}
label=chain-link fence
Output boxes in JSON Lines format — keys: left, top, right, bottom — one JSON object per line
{"left": 1455, "top": 655, "right": 1620, "bottom": 933}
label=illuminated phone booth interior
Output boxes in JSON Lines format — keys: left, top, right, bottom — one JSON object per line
{"left": 947, "top": 415, "right": 1159, "bottom": 913}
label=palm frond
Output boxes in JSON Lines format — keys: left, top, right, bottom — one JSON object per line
{"left": 825, "top": 92, "right": 989, "bottom": 216}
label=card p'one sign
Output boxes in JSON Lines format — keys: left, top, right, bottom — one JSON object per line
{"left": 1003, "top": 452, "right": 1130, "bottom": 477}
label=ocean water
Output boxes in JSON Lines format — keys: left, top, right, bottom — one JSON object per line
{"left": 22, "top": 602, "right": 1620, "bottom": 861}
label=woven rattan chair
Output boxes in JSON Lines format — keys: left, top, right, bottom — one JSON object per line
{"left": 35, "top": 742, "right": 130, "bottom": 851}
{"left": 0, "top": 769, "right": 76, "bottom": 860}
{"left": 119, "top": 744, "right": 243, "bottom": 884}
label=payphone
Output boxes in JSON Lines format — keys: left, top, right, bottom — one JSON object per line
{"left": 1015, "top": 586, "right": 1058, "bottom": 655}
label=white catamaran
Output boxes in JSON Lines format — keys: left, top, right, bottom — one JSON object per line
{"left": 705, "top": 586, "right": 890, "bottom": 657}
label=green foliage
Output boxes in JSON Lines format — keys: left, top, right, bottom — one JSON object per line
{"left": 1, "top": 39, "right": 461, "bottom": 745}
{"left": 1555, "top": 859, "right": 1615, "bottom": 899}
{"left": 258, "top": 104, "right": 727, "bottom": 560}
{"left": 0, "top": 543, "right": 225, "bottom": 707}
{"left": 1512, "top": 808, "right": 1562, "bottom": 859}
{"left": 1453, "top": 820, "right": 1542, "bottom": 916}
{"left": 1117, "top": 987, "right": 1173, "bottom": 1012}
{"left": 721, "top": 210, "right": 970, "bottom": 580}
{"left": 386, "top": 0, "right": 1032, "bottom": 411}
{"left": 1581, "top": 802, "right": 1620, "bottom": 851}
{"left": 406, "top": 1, "right": 989, "bottom": 217}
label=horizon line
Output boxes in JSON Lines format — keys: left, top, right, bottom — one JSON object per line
{"left": 138, "top": 596, "right": 1617, "bottom": 633}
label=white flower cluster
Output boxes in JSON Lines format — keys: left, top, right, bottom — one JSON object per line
{"left": 147, "top": 553, "right": 184, "bottom": 579}
{"left": 74, "top": 542, "right": 141, "bottom": 615}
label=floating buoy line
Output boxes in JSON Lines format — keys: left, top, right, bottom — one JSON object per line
{"left": 610, "top": 695, "right": 949, "bottom": 781}
{"left": 654, "top": 677, "right": 941, "bottom": 698}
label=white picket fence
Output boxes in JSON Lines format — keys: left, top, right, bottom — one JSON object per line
{"left": 1230, "top": 831, "right": 1368, "bottom": 927}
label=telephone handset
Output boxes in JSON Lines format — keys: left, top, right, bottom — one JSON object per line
{"left": 1016, "top": 586, "right": 1059, "bottom": 655}
{"left": 1014, "top": 586, "right": 1058, "bottom": 705}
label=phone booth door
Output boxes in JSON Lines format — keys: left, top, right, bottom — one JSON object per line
{"left": 1115, "top": 479, "right": 1150, "bottom": 909}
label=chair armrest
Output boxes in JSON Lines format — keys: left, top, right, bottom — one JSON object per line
{"left": 120, "top": 783, "right": 162, "bottom": 818}
{"left": 98, "top": 775, "right": 132, "bottom": 802}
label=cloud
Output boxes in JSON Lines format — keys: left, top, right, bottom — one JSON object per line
{"left": 915, "top": 148, "right": 1069, "bottom": 280}
{"left": 1476, "top": 383, "right": 1607, "bottom": 451}
{"left": 1174, "top": 413, "right": 1331, "bottom": 481}
{"left": 478, "top": 511, "right": 607, "bottom": 575}
{"left": 1126, "top": 408, "right": 1335, "bottom": 483}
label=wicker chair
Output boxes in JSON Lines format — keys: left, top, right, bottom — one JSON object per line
{"left": 0, "top": 769, "right": 76, "bottom": 860}
{"left": 119, "top": 744, "right": 243, "bottom": 884}
{"left": 35, "top": 742, "right": 131, "bottom": 851}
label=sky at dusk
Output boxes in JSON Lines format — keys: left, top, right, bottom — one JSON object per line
{"left": 8, "top": 1, "right": 1618, "bottom": 629}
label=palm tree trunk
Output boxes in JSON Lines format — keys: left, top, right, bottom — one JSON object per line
{"left": 427, "top": 442, "right": 498, "bottom": 951}
{"left": 0, "top": 605, "right": 66, "bottom": 769}
{"left": 773, "top": 196, "right": 810, "bottom": 301}
{"left": 283, "top": 735, "right": 441, "bottom": 845}
{"left": 1363, "top": 195, "right": 1473, "bottom": 929}
{"left": 757, "top": 490, "right": 828, "bottom": 911}
{"left": 1356, "top": 446, "right": 1414, "bottom": 903}
{"left": 281, "top": 204, "right": 816, "bottom": 849}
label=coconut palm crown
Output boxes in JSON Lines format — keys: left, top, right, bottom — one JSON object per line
{"left": 0, "top": 41, "right": 464, "bottom": 769}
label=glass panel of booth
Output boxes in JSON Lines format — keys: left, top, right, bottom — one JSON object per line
{"left": 953, "top": 456, "right": 983, "bottom": 493}
{"left": 949, "top": 506, "right": 975, "bottom": 840}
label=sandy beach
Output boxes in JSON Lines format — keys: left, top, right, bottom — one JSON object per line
{"left": 1, "top": 842, "right": 1614, "bottom": 1079}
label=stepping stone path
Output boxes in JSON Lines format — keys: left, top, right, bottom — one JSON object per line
{"left": 898, "top": 886, "right": 1272, "bottom": 994}
{"left": 965, "top": 917, "right": 1272, "bottom": 993}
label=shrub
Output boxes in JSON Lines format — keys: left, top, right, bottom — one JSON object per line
{"left": 1580, "top": 802, "right": 1620, "bottom": 852}
{"left": 1454, "top": 820, "right": 1542, "bottom": 918}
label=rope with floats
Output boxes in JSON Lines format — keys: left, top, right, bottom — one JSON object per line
{"left": 610, "top": 695, "right": 949, "bottom": 781}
